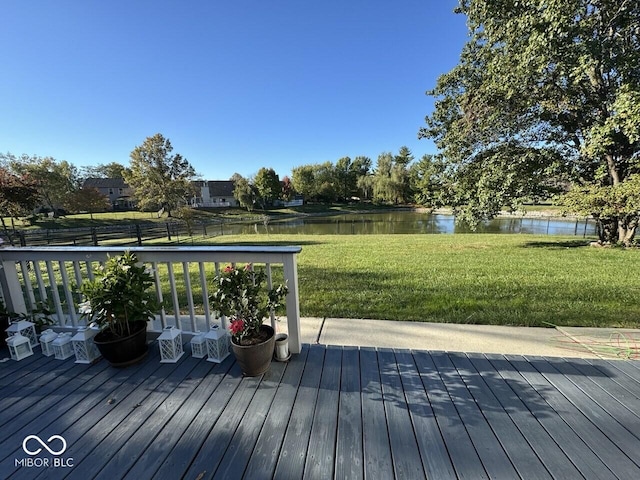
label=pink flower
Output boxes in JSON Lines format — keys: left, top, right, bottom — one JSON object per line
{"left": 229, "top": 318, "right": 245, "bottom": 335}
{"left": 244, "top": 263, "right": 253, "bottom": 271}
{"left": 224, "top": 265, "right": 234, "bottom": 273}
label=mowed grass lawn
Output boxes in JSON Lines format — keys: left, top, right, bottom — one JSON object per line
{"left": 193, "top": 233, "right": 640, "bottom": 328}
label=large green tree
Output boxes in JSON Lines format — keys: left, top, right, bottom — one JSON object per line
{"left": 125, "top": 134, "right": 196, "bottom": 217}
{"left": 253, "top": 167, "right": 281, "bottom": 208}
{"left": 421, "top": 0, "right": 640, "bottom": 244}
{"left": 1, "top": 153, "right": 81, "bottom": 215}
{"left": 232, "top": 174, "right": 258, "bottom": 211}
{"left": 373, "top": 150, "right": 410, "bottom": 204}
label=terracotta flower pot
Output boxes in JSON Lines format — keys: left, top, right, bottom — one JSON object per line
{"left": 231, "top": 325, "right": 275, "bottom": 376}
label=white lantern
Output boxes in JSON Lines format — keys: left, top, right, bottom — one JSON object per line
{"left": 158, "top": 326, "right": 184, "bottom": 363}
{"left": 205, "top": 324, "right": 230, "bottom": 363}
{"left": 52, "top": 333, "right": 74, "bottom": 360}
{"left": 6, "top": 320, "right": 38, "bottom": 348}
{"left": 190, "top": 331, "right": 207, "bottom": 359}
{"left": 7, "top": 333, "right": 34, "bottom": 361}
{"left": 72, "top": 326, "right": 101, "bottom": 364}
{"left": 39, "top": 329, "right": 58, "bottom": 356}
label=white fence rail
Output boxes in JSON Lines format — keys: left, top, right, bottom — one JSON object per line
{"left": 0, "top": 246, "right": 302, "bottom": 354}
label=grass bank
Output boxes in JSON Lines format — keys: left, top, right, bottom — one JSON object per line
{"left": 183, "top": 233, "right": 639, "bottom": 328}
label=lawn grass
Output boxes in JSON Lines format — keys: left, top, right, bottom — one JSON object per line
{"left": 179, "top": 233, "right": 640, "bottom": 328}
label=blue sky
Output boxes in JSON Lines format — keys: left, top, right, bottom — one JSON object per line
{"left": 1, "top": 1, "right": 468, "bottom": 180}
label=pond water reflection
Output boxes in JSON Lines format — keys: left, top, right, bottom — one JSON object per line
{"left": 224, "top": 212, "right": 597, "bottom": 237}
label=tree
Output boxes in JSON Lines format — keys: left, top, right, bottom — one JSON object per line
{"left": 65, "top": 187, "right": 111, "bottom": 218}
{"left": 82, "top": 162, "right": 129, "bottom": 179}
{"left": 281, "top": 175, "right": 295, "bottom": 201}
{"left": 1, "top": 153, "right": 81, "bottom": 215}
{"left": 409, "top": 155, "right": 449, "bottom": 207}
{"left": 0, "top": 168, "right": 40, "bottom": 242}
{"left": 232, "top": 175, "right": 258, "bottom": 211}
{"left": 291, "top": 165, "right": 317, "bottom": 201}
{"left": 420, "top": 1, "right": 640, "bottom": 244}
{"left": 314, "top": 162, "right": 338, "bottom": 203}
{"left": 372, "top": 151, "right": 409, "bottom": 204}
{"left": 394, "top": 146, "right": 414, "bottom": 167}
{"left": 253, "top": 168, "right": 281, "bottom": 208}
{"left": 352, "top": 156, "right": 372, "bottom": 199}
{"left": 125, "top": 134, "right": 196, "bottom": 217}
{"left": 335, "top": 157, "right": 354, "bottom": 201}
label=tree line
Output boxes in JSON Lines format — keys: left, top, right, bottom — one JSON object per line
{"left": 229, "top": 146, "right": 446, "bottom": 210}
{"left": 1, "top": 134, "right": 444, "bottom": 227}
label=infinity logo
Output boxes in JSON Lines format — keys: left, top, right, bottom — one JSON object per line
{"left": 22, "top": 435, "right": 67, "bottom": 456}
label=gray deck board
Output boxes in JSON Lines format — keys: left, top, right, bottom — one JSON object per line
{"left": 413, "top": 350, "right": 489, "bottom": 480}
{"left": 272, "top": 344, "right": 324, "bottom": 479}
{"left": 448, "top": 353, "right": 553, "bottom": 480}
{"left": 360, "top": 347, "right": 394, "bottom": 479}
{"left": 466, "top": 353, "right": 584, "bottom": 480}
{"left": 513, "top": 355, "right": 640, "bottom": 478}
{"left": 303, "top": 345, "right": 342, "bottom": 479}
{"left": 378, "top": 349, "right": 425, "bottom": 479}
{"left": 2, "top": 345, "right": 640, "bottom": 479}
{"left": 335, "top": 346, "right": 363, "bottom": 480}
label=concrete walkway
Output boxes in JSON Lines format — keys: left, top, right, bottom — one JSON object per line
{"left": 293, "top": 317, "right": 640, "bottom": 360}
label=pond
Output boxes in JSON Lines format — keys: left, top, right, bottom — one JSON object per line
{"left": 222, "top": 211, "right": 597, "bottom": 237}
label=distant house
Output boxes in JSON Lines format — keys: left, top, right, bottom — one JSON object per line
{"left": 191, "top": 180, "right": 238, "bottom": 208}
{"left": 82, "top": 178, "right": 137, "bottom": 210}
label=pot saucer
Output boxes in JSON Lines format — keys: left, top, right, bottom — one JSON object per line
{"left": 274, "top": 352, "right": 291, "bottom": 362}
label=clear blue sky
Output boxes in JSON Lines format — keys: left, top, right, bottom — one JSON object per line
{"left": 1, "top": 0, "right": 468, "bottom": 180}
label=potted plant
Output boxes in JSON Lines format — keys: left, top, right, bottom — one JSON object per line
{"left": 78, "top": 251, "right": 159, "bottom": 367}
{"left": 0, "top": 298, "right": 9, "bottom": 349}
{"left": 210, "top": 264, "right": 287, "bottom": 376}
{"left": 15, "top": 301, "right": 56, "bottom": 334}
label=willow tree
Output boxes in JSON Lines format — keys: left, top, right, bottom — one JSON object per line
{"left": 421, "top": 0, "right": 640, "bottom": 244}
{"left": 125, "top": 134, "right": 196, "bottom": 217}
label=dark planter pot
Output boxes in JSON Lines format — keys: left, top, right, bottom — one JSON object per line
{"left": 231, "top": 325, "right": 275, "bottom": 377}
{"left": 1, "top": 314, "right": 9, "bottom": 350}
{"left": 94, "top": 320, "right": 148, "bottom": 367}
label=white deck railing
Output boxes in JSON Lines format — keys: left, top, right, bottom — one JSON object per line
{"left": 0, "top": 246, "right": 302, "bottom": 354}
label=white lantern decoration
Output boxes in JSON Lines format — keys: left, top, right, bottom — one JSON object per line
{"left": 7, "top": 333, "right": 34, "bottom": 361}
{"left": 205, "top": 324, "right": 230, "bottom": 363}
{"left": 39, "top": 329, "right": 58, "bottom": 356}
{"left": 6, "top": 320, "right": 38, "bottom": 348}
{"left": 52, "top": 333, "right": 74, "bottom": 360}
{"left": 72, "top": 326, "right": 101, "bottom": 364}
{"left": 158, "top": 326, "right": 184, "bottom": 363}
{"left": 190, "top": 331, "right": 207, "bottom": 359}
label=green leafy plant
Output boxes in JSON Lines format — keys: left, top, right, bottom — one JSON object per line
{"left": 78, "top": 251, "right": 160, "bottom": 338}
{"left": 209, "top": 264, "right": 287, "bottom": 345}
{"left": 16, "top": 301, "right": 56, "bottom": 331}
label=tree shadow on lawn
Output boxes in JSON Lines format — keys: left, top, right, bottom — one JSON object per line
{"left": 211, "top": 239, "right": 323, "bottom": 247}
{"left": 521, "top": 239, "right": 591, "bottom": 249}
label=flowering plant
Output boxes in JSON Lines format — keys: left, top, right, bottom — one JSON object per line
{"left": 209, "top": 264, "right": 288, "bottom": 345}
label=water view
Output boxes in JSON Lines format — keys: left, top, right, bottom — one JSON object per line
{"left": 226, "top": 212, "right": 597, "bottom": 237}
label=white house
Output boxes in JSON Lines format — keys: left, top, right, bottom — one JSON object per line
{"left": 191, "top": 180, "right": 238, "bottom": 208}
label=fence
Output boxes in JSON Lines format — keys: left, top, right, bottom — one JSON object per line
{"left": 0, "top": 245, "right": 302, "bottom": 353}
{"left": 4, "top": 218, "right": 263, "bottom": 247}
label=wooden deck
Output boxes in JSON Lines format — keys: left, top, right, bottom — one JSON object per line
{"left": 2, "top": 343, "right": 640, "bottom": 479}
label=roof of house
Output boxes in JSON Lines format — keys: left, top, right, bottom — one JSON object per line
{"left": 83, "top": 177, "right": 129, "bottom": 189}
{"left": 193, "top": 180, "right": 235, "bottom": 197}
